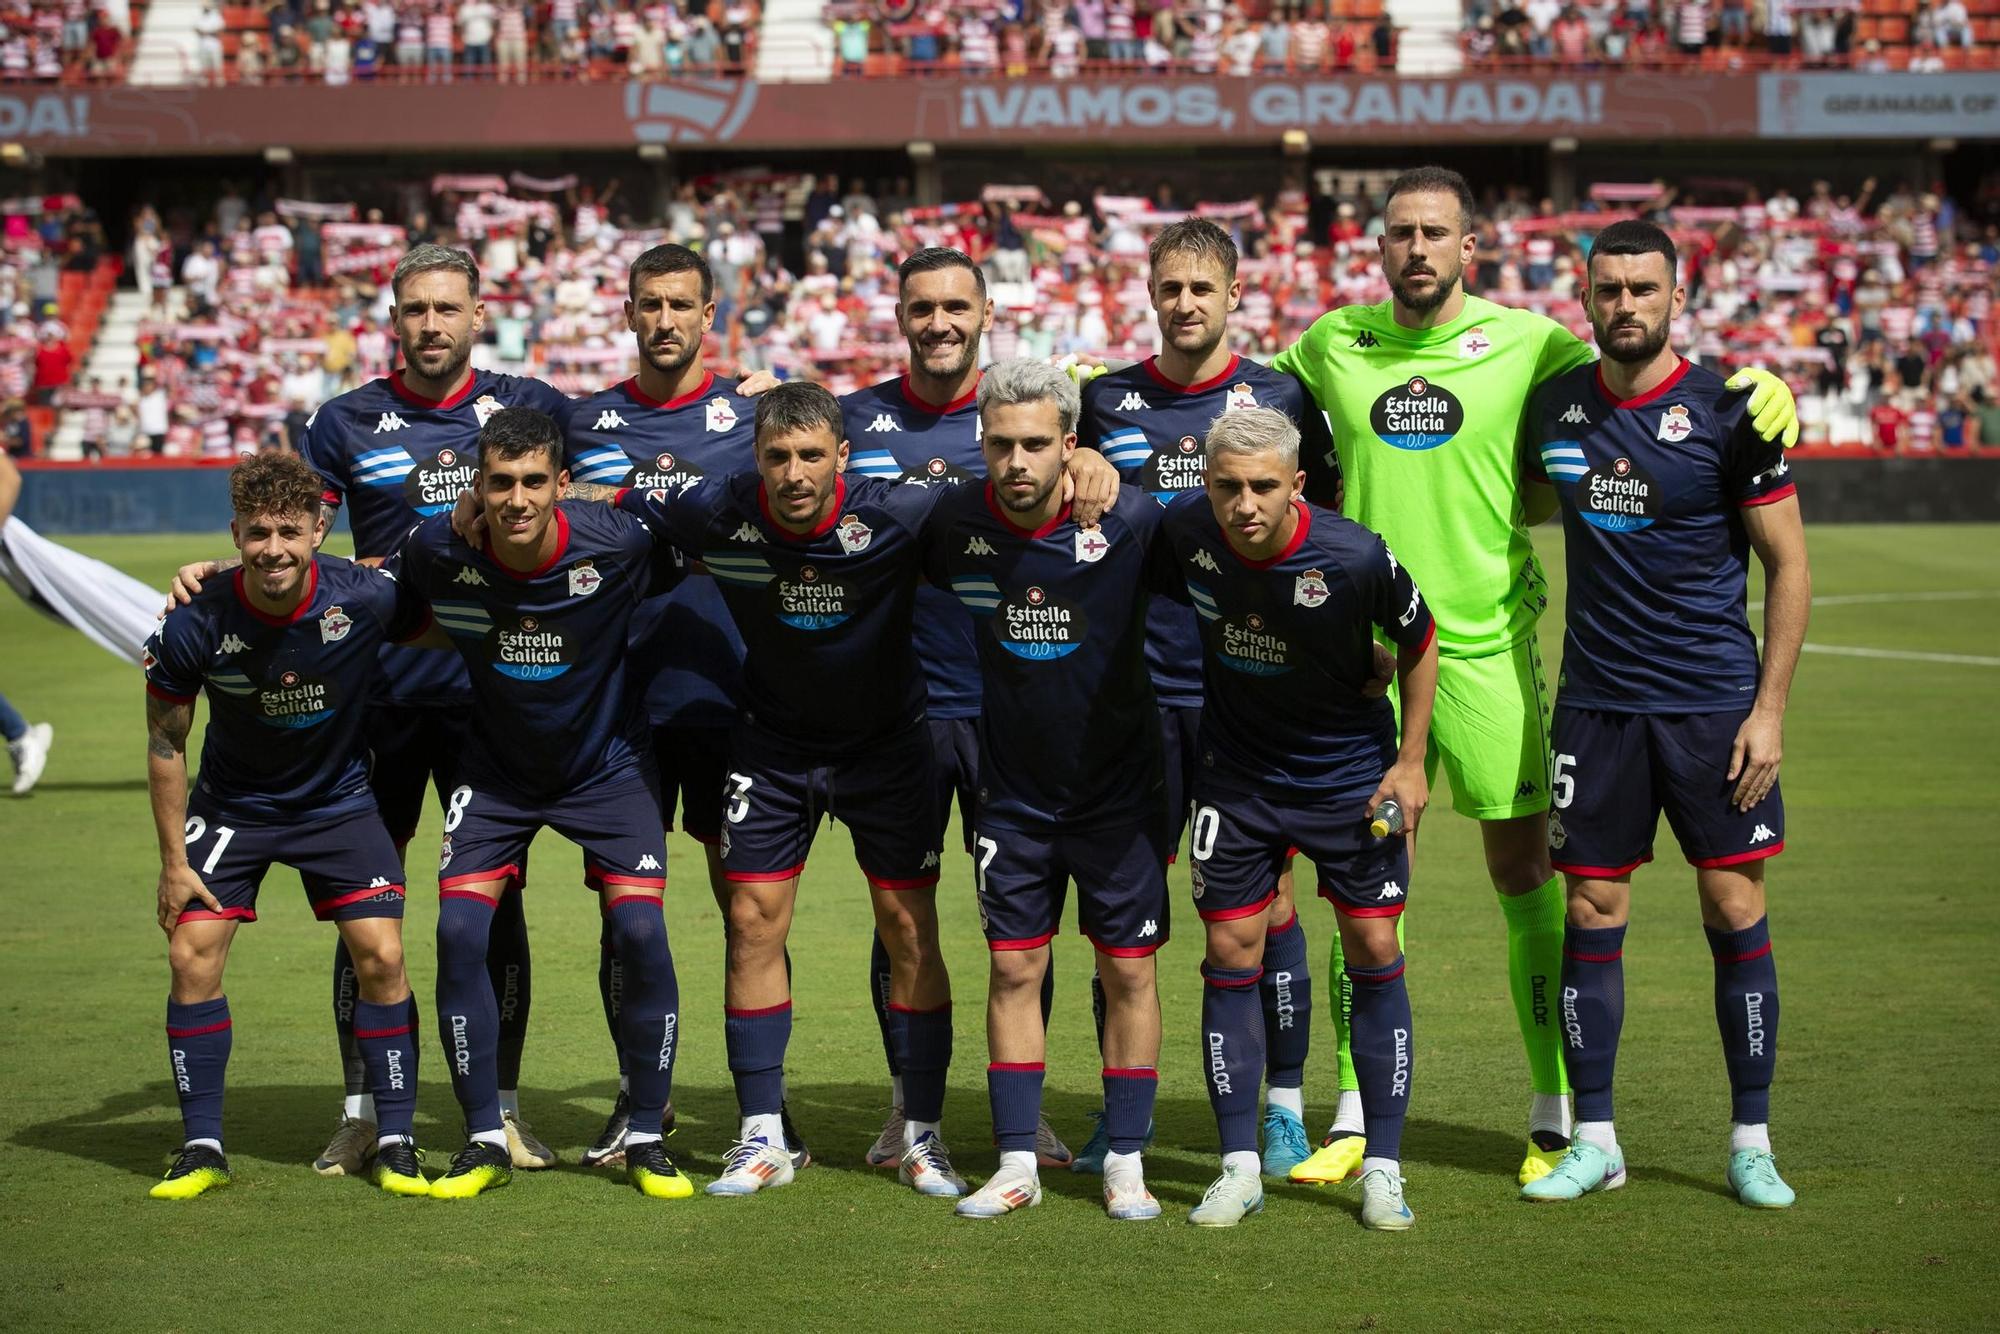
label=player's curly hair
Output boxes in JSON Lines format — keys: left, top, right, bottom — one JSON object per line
{"left": 229, "top": 450, "right": 327, "bottom": 522}
{"left": 478, "top": 407, "right": 567, "bottom": 471}
{"left": 1148, "top": 218, "right": 1238, "bottom": 284}
{"left": 754, "top": 380, "right": 845, "bottom": 446}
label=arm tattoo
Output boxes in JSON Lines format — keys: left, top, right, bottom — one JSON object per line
{"left": 146, "top": 695, "right": 192, "bottom": 760}
{"left": 564, "top": 482, "right": 620, "bottom": 503}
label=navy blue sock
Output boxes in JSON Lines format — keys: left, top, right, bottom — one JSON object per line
{"left": 435, "top": 893, "right": 502, "bottom": 1135}
{"left": 599, "top": 912, "right": 626, "bottom": 1076}
{"left": 1262, "top": 911, "right": 1311, "bottom": 1091}
{"left": 607, "top": 895, "right": 678, "bottom": 1138}
{"left": 1103, "top": 1067, "right": 1157, "bottom": 1154}
{"left": 1090, "top": 971, "right": 1108, "bottom": 1054}
{"left": 1039, "top": 949, "right": 1056, "bottom": 1033}
{"left": 332, "top": 940, "right": 366, "bottom": 1097}
{"left": 725, "top": 1002, "right": 792, "bottom": 1119}
{"left": 354, "top": 996, "right": 419, "bottom": 1139}
{"left": 1561, "top": 923, "right": 1628, "bottom": 1124}
{"left": 488, "top": 887, "right": 530, "bottom": 1092}
{"left": 870, "top": 933, "right": 898, "bottom": 1079}
{"left": 890, "top": 1003, "right": 953, "bottom": 1124}
{"left": 166, "top": 996, "right": 232, "bottom": 1145}
{"left": 987, "top": 1063, "right": 1044, "bottom": 1153}
{"left": 1706, "top": 916, "right": 1779, "bottom": 1125}
{"left": 1346, "top": 954, "right": 1413, "bottom": 1162}
{"left": 1200, "top": 962, "right": 1264, "bottom": 1155}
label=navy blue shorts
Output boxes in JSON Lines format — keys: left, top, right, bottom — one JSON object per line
{"left": 178, "top": 793, "right": 407, "bottom": 926}
{"left": 438, "top": 766, "right": 669, "bottom": 897}
{"left": 1549, "top": 705, "right": 1786, "bottom": 876}
{"left": 652, "top": 723, "right": 728, "bottom": 844}
{"left": 973, "top": 813, "right": 1170, "bottom": 957}
{"left": 1188, "top": 780, "right": 1410, "bottom": 923}
{"left": 931, "top": 716, "right": 979, "bottom": 853}
{"left": 363, "top": 703, "right": 470, "bottom": 845}
{"left": 1159, "top": 704, "right": 1201, "bottom": 860}
{"left": 720, "top": 723, "right": 942, "bottom": 891}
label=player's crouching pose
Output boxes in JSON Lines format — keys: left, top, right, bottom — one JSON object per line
{"left": 144, "top": 454, "right": 436, "bottom": 1199}
{"left": 400, "top": 407, "right": 691, "bottom": 1201}
{"left": 1162, "top": 408, "right": 1439, "bottom": 1230}
{"left": 921, "top": 361, "right": 1167, "bottom": 1221}
{"left": 1520, "top": 221, "right": 1810, "bottom": 1209}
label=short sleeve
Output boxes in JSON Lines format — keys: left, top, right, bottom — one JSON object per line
{"left": 1531, "top": 318, "right": 1596, "bottom": 387}
{"left": 1367, "top": 534, "right": 1435, "bottom": 653}
{"left": 618, "top": 475, "right": 720, "bottom": 556}
{"left": 1721, "top": 401, "right": 1796, "bottom": 507}
{"left": 1286, "top": 372, "right": 1342, "bottom": 508}
{"left": 1075, "top": 379, "right": 1108, "bottom": 451}
{"left": 144, "top": 606, "right": 209, "bottom": 703}
{"left": 390, "top": 515, "right": 444, "bottom": 594}
{"left": 296, "top": 403, "right": 348, "bottom": 511}
{"left": 360, "top": 562, "right": 433, "bottom": 643}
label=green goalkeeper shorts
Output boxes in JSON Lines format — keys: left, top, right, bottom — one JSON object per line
{"left": 1393, "top": 635, "right": 1554, "bottom": 821}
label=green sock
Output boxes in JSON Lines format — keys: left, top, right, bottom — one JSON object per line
{"left": 1330, "top": 914, "right": 1407, "bottom": 1094}
{"left": 1498, "top": 876, "right": 1570, "bottom": 1096}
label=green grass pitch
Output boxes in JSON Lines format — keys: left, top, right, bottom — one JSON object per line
{"left": 1, "top": 522, "right": 1995, "bottom": 1331}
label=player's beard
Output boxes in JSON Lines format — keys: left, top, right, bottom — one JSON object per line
{"left": 1596, "top": 312, "right": 1672, "bottom": 365}
{"left": 1387, "top": 257, "right": 1463, "bottom": 316}
{"left": 1164, "top": 316, "right": 1224, "bottom": 364}
{"left": 994, "top": 469, "right": 1059, "bottom": 516}
{"left": 910, "top": 327, "right": 981, "bottom": 383}
{"left": 641, "top": 332, "right": 699, "bottom": 379}
{"left": 402, "top": 333, "right": 470, "bottom": 388}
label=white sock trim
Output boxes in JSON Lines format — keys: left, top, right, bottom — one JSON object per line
{"left": 185, "top": 1137, "right": 223, "bottom": 1153}
{"left": 1266, "top": 1086, "right": 1304, "bottom": 1119}
{"left": 904, "top": 1118, "right": 941, "bottom": 1148}
{"left": 497, "top": 1089, "right": 520, "bottom": 1117}
{"left": 1360, "top": 1155, "right": 1401, "bottom": 1180}
{"left": 471, "top": 1129, "right": 508, "bottom": 1150}
{"left": 342, "top": 1094, "right": 367, "bottom": 1120}
{"left": 1575, "top": 1120, "right": 1619, "bottom": 1153}
{"left": 625, "top": 1131, "right": 662, "bottom": 1147}
{"left": 1330, "top": 1089, "right": 1366, "bottom": 1136}
{"left": 1222, "top": 1149, "right": 1260, "bottom": 1177}
{"left": 997, "top": 1150, "right": 1037, "bottom": 1179}
{"left": 1530, "top": 1092, "right": 1573, "bottom": 1139}
{"left": 1731, "top": 1122, "right": 1772, "bottom": 1154}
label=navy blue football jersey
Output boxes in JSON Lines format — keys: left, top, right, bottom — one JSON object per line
{"left": 623, "top": 471, "right": 940, "bottom": 755}
{"left": 840, "top": 373, "right": 983, "bottom": 721}
{"left": 1527, "top": 357, "right": 1797, "bottom": 714}
{"left": 393, "top": 500, "right": 664, "bottom": 800}
{"left": 566, "top": 372, "right": 757, "bottom": 729}
{"left": 1159, "top": 491, "right": 1435, "bottom": 797}
{"left": 921, "top": 481, "right": 1167, "bottom": 829}
{"left": 1080, "top": 354, "right": 1340, "bottom": 707}
{"left": 144, "top": 557, "right": 427, "bottom": 820}
{"left": 297, "top": 368, "right": 576, "bottom": 707}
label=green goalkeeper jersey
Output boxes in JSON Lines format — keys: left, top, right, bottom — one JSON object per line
{"left": 1271, "top": 294, "right": 1594, "bottom": 657}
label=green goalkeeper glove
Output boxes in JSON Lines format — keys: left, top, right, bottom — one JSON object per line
{"left": 1726, "top": 367, "right": 1801, "bottom": 449}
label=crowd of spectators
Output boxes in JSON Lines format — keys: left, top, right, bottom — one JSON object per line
{"left": 1463, "top": 0, "right": 1994, "bottom": 70}
{"left": 0, "top": 194, "right": 115, "bottom": 458}
{"left": 15, "top": 164, "right": 1998, "bottom": 460}
{"left": 190, "top": 0, "right": 757, "bottom": 83}
{"left": 0, "top": 0, "right": 135, "bottom": 84}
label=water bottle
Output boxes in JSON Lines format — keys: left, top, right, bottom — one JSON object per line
{"left": 1369, "top": 800, "right": 1405, "bottom": 839}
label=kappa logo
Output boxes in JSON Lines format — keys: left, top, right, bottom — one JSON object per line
{"left": 705, "top": 397, "right": 738, "bottom": 432}
{"left": 319, "top": 605, "right": 353, "bottom": 643}
{"left": 453, "top": 566, "right": 487, "bottom": 587}
{"left": 865, "top": 413, "right": 898, "bottom": 432}
{"left": 731, "top": 521, "right": 762, "bottom": 542}
{"left": 1190, "top": 548, "right": 1220, "bottom": 573}
{"left": 568, "top": 561, "right": 602, "bottom": 598}
{"left": 1516, "top": 780, "right": 1540, "bottom": 799}
{"left": 374, "top": 412, "right": 409, "bottom": 434}
{"left": 1351, "top": 331, "right": 1379, "bottom": 349}
{"left": 1658, "top": 404, "right": 1694, "bottom": 443}
{"left": 594, "top": 409, "right": 629, "bottom": 431}
{"left": 1560, "top": 403, "right": 1590, "bottom": 425}
{"left": 920, "top": 850, "right": 941, "bottom": 869}
{"left": 1750, "top": 824, "right": 1776, "bottom": 843}
{"left": 1293, "top": 567, "right": 1329, "bottom": 608}
{"left": 1074, "top": 527, "right": 1109, "bottom": 564}
{"left": 1137, "top": 918, "right": 1158, "bottom": 939}
{"left": 368, "top": 876, "right": 392, "bottom": 889}
{"left": 636, "top": 854, "right": 663, "bottom": 871}
{"left": 473, "top": 395, "right": 503, "bottom": 427}
{"left": 217, "top": 633, "right": 251, "bottom": 655}
{"left": 1116, "top": 391, "right": 1148, "bottom": 411}
{"left": 835, "top": 513, "right": 873, "bottom": 554}
{"left": 1379, "top": 880, "right": 1404, "bottom": 900}
{"left": 964, "top": 536, "right": 997, "bottom": 557}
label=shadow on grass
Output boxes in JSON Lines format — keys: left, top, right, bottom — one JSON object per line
{"left": 18, "top": 780, "right": 150, "bottom": 794}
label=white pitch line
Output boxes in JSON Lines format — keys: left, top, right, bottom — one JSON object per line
{"left": 1798, "top": 643, "right": 2000, "bottom": 668}
{"left": 1747, "top": 589, "right": 2000, "bottom": 611}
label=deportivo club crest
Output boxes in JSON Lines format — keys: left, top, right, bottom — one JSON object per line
{"left": 1225, "top": 382, "right": 1258, "bottom": 412}
{"left": 706, "top": 397, "right": 738, "bottom": 432}
{"left": 1294, "top": 568, "right": 1330, "bottom": 608}
{"left": 1075, "top": 528, "right": 1109, "bottom": 564}
{"left": 1658, "top": 404, "right": 1693, "bottom": 442}
{"left": 568, "top": 561, "right": 602, "bottom": 598}
{"left": 1459, "top": 327, "right": 1492, "bottom": 359}
{"left": 835, "top": 514, "right": 873, "bottom": 554}
{"left": 473, "top": 396, "right": 503, "bottom": 427}
{"left": 319, "top": 605, "right": 352, "bottom": 643}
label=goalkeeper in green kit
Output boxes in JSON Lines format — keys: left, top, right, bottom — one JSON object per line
{"left": 1270, "top": 166, "right": 1799, "bottom": 1189}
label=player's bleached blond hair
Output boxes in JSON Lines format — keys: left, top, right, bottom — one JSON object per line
{"left": 1204, "top": 406, "right": 1300, "bottom": 473}
{"left": 391, "top": 243, "right": 481, "bottom": 304}
{"left": 977, "top": 357, "right": 1080, "bottom": 437}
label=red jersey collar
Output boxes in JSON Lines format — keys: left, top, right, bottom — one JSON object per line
{"left": 623, "top": 368, "right": 716, "bottom": 411}
{"left": 982, "top": 481, "right": 1072, "bottom": 538}
{"left": 232, "top": 560, "right": 319, "bottom": 627}
{"left": 1143, "top": 353, "right": 1242, "bottom": 396}
{"left": 389, "top": 367, "right": 480, "bottom": 410}
{"left": 1593, "top": 356, "right": 1690, "bottom": 411}
{"left": 759, "top": 474, "right": 847, "bottom": 542}
{"left": 483, "top": 506, "right": 570, "bottom": 579}
{"left": 898, "top": 371, "right": 980, "bottom": 415}
{"left": 1226, "top": 499, "right": 1311, "bottom": 569}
